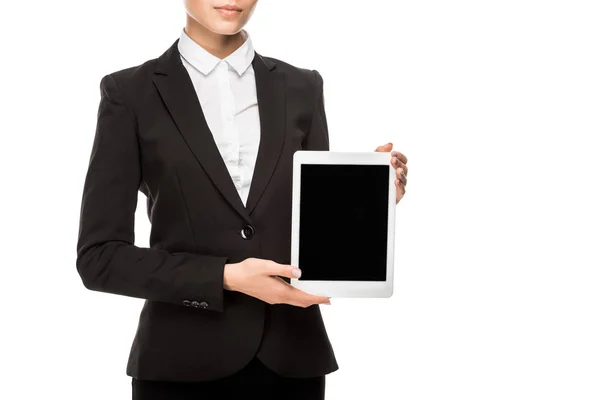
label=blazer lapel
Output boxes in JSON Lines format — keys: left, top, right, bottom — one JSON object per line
{"left": 245, "top": 53, "right": 286, "bottom": 216}
{"left": 153, "top": 39, "right": 249, "bottom": 222}
{"left": 152, "top": 39, "right": 285, "bottom": 222}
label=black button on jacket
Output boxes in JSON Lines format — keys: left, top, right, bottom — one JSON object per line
{"left": 75, "top": 38, "right": 337, "bottom": 382}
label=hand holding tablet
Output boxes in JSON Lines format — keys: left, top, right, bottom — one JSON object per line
{"left": 223, "top": 257, "right": 331, "bottom": 307}
{"left": 290, "top": 151, "right": 397, "bottom": 298}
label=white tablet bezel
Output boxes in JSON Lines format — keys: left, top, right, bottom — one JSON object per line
{"left": 290, "top": 150, "right": 396, "bottom": 298}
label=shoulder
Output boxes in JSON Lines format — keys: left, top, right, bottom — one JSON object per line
{"left": 259, "top": 54, "right": 324, "bottom": 96}
{"left": 97, "top": 54, "right": 161, "bottom": 97}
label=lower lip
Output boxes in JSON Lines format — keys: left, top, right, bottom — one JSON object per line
{"left": 216, "top": 8, "right": 241, "bottom": 17}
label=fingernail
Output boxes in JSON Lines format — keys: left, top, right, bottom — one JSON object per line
{"left": 292, "top": 268, "right": 302, "bottom": 278}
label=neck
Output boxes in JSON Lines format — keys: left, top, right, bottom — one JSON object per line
{"left": 184, "top": 17, "right": 246, "bottom": 59}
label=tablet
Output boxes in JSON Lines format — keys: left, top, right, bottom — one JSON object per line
{"left": 290, "top": 151, "right": 396, "bottom": 298}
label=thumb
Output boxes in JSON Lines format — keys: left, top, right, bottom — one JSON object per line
{"left": 375, "top": 142, "right": 393, "bottom": 152}
{"left": 264, "top": 261, "right": 303, "bottom": 279}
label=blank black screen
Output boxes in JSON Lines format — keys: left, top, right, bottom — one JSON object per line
{"left": 298, "top": 164, "right": 389, "bottom": 281}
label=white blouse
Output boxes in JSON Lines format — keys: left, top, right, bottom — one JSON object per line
{"left": 178, "top": 28, "right": 260, "bottom": 207}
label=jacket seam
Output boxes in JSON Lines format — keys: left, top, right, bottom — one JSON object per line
{"left": 303, "top": 69, "right": 321, "bottom": 147}
{"left": 174, "top": 166, "right": 198, "bottom": 251}
{"left": 108, "top": 73, "right": 140, "bottom": 135}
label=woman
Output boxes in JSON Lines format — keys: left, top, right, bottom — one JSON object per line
{"left": 76, "top": 0, "right": 409, "bottom": 398}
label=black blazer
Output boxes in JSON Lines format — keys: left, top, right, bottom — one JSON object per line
{"left": 76, "top": 38, "right": 338, "bottom": 381}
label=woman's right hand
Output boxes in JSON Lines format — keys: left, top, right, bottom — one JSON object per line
{"left": 223, "top": 257, "right": 330, "bottom": 307}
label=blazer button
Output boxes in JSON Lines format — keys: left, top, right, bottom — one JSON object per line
{"left": 191, "top": 301, "right": 200, "bottom": 308}
{"left": 182, "top": 300, "right": 191, "bottom": 307}
{"left": 240, "top": 224, "right": 255, "bottom": 239}
{"left": 199, "top": 301, "right": 209, "bottom": 309}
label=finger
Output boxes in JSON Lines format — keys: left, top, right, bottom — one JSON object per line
{"left": 396, "top": 167, "right": 404, "bottom": 179}
{"left": 392, "top": 159, "right": 408, "bottom": 175}
{"left": 390, "top": 156, "right": 407, "bottom": 169}
{"left": 396, "top": 171, "right": 407, "bottom": 185}
{"left": 275, "top": 279, "right": 330, "bottom": 306}
{"left": 264, "top": 260, "right": 302, "bottom": 279}
{"left": 396, "top": 178, "right": 407, "bottom": 191}
{"left": 396, "top": 166, "right": 407, "bottom": 180}
{"left": 391, "top": 151, "right": 408, "bottom": 164}
{"left": 288, "top": 286, "right": 331, "bottom": 306}
{"left": 399, "top": 162, "right": 408, "bottom": 175}
{"left": 396, "top": 172, "right": 407, "bottom": 185}
{"left": 375, "top": 142, "right": 393, "bottom": 152}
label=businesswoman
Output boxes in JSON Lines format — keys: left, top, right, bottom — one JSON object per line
{"left": 76, "top": 0, "right": 408, "bottom": 398}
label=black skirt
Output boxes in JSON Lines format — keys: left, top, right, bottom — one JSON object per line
{"left": 131, "top": 356, "right": 326, "bottom": 400}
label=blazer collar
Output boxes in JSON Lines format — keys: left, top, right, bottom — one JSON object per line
{"left": 152, "top": 38, "right": 284, "bottom": 223}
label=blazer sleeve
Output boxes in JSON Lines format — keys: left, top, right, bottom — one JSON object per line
{"left": 76, "top": 74, "right": 228, "bottom": 312}
{"left": 302, "top": 69, "right": 330, "bottom": 151}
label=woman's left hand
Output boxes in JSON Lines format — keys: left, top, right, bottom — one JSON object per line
{"left": 375, "top": 143, "right": 408, "bottom": 204}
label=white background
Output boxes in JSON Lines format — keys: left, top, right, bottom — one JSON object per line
{"left": 1, "top": 0, "right": 599, "bottom": 399}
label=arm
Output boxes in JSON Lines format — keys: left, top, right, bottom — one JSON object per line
{"left": 76, "top": 74, "right": 227, "bottom": 312}
{"left": 302, "top": 69, "right": 330, "bottom": 151}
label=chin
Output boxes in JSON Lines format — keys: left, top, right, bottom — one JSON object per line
{"left": 209, "top": 21, "right": 244, "bottom": 35}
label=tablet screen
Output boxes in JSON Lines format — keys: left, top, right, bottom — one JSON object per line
{"left": 298, "top": 164, "right": 389, "bottom": 281}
